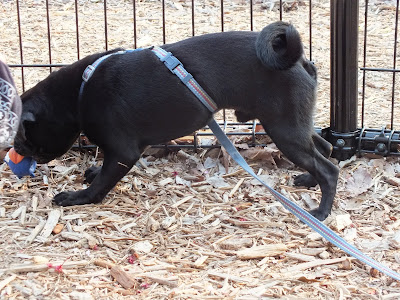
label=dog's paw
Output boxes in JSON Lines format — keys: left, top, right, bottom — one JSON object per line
{"left": 53, "top": 191, "right": 95, "bottom": 206}
{"left": 84, "top": 166, "right": 101, "bottom": 184}
{"left": 53, "top": 191, "right": 77, "bottom": 206}
{"left": 294, "top": 173, "right": 318, "bottom": 188}
{"left": 309, "top": 208, "right": 329, "bottom": 221}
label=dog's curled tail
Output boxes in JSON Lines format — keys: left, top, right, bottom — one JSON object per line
{"left": 256, "top": 21, "right": 303, "bottom": 70}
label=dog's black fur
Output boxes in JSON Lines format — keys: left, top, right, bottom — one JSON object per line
{"left": 14, "top": 21, "right": 338, "bottom": 221}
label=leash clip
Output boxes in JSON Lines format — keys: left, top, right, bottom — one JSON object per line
{"left": 160, "top": 52, "right": 182, "bottom": 73}
{"left": 82, "top": 65, "right": 95, "bottom": 82}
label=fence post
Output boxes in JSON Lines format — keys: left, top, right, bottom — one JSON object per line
{"left": 328, "top": 0, "right": 360, "bottom": 160}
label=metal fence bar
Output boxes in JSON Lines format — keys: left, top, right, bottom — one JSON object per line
{"left": 104, "top": 0, "right": 108, "bottom": 51}
{"left": 191, "top": 0, "right": 195, "bottom": 36}
{"left": 250, "top": 0, "right": 253, "bottom": 31}
{"left": 75, "top": 0, "right": 81, "bottom": 60}
{"left": 390, "top": 0, "right": 400, "bottom": 129}
{"left": 162, "top": 0, "right": 166, "bottom": 44}
{"left": 221, "top": 0, "right": 224, "bottom": 32}
{"left": 15, "top": 0, "right": 25, "bottom": 92}
{"left": 361, "top": 67, "right": 400, "bottom": 72}
{"left": 328, "top": 0, "right": 359, "bottom": 160}
{"left": 8, "top": 64, "right": 67, "bottom": 68}
{"left": 133, "top": 0, "right": 137, "bottom": 48}
{"left": 45, "top": 0, "right": 52, "bottom": 74}
{"left": 361, "top": 0, "right": 368, "bottom": 128}
{"left": 309, "top": 0, "right": 312, "bottom": 61}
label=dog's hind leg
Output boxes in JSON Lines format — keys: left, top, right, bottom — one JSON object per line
{"left": 262, "top": 124, "right": 339, "bottom": 221}
{"left": 53, "top": 147, "right": 141, "bottom": 206}
{"left": 293, "top": 133, "right": 333, "bottom": 188}
{"left": 84, "top": 166, "right": 101, "bottom": 184}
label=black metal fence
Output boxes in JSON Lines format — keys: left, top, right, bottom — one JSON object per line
{"left": 2, "top": 0, "right": 400, "bottom": 159}
{"left": 329, "top": 0, "right": 400, "bottom": 159}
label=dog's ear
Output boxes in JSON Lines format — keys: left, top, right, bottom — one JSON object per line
{"left": 19, "top": 112, "right": 36, "bottom": 141}
{"left": 272, "top": 34, "right": 287, "bottom": 55}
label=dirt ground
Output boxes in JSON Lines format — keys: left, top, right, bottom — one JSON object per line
{"left": 1, "top": 0, "right": 400, "bottom": 299}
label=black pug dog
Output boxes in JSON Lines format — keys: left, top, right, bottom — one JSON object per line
{"left": 14, "top": 21, "right": 339, "bottom": 221}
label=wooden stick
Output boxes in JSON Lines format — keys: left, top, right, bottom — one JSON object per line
{"left": 1, "top": 260, "right": 89, "bottom": 273}
{"left": 171, "top": 195, "right": 195, "bottom": 208}
{"left": 40, "top": 210, "right": 61, "bottom": 238}
{"left": 94, "top": 259, "right": 115, "bottom": 269}
{"left": 236, "top": 244, "right": 287, "bottom": 259}
{"left": 19, "top": 206, "right": 27, "bottom": 225}
{"left": 283, "top": 257, "right": 352, "bottom": 273}
{"left": 110, "top": 266, "right": 138, "bottom": 289}
{"left": 229, "top": 178, "right": 245, "bottom": 197}
{"left": 0, "top": 275, "right": 17, "bottom": 291}
{"left": 25, "top": 220, "right": 45, "bottom": 245}
{"left": 144, "top": 275, "right": 178, "bottom": 287}
{"left": 94, "top": 259, "right": 138, "bottom": 289}
{"left": 285, "top": 252, "right": 316, "bottom": 262}
{"left": 194, "top": 255, "right": 208, "bottom": 267}
{"left": 11, "top": 206, "right": 25, "bottom": 219}
{"left": 208, "top": 271, "right": 253, "bottom": 283}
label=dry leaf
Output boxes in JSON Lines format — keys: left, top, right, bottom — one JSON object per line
{"left": 345, "top": 167, "right": 373, "bottom": 196}
{"left": 241, "top": 147, "right": 280, "bottom": 167}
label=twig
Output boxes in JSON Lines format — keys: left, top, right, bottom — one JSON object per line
{"left": 1, "top": 260, "right": 89, "bottom": 273}
{"left": 94, "top": 259, "right": 138, "bottom": 289}
{"left": 208, "top": 271, "right": 253, "bottom": 283}
{"left": 283, "top": 257, "right": 353, "bottom": 273}
{"left": 0, "top": 275, "right": 17, "bottom": 291}
{"left": 25, "top": 220, "right": 46, "bottom": 245}
{"left": 40, "top": 210, "right": 61, "bottom": 238}
{"left": 236, "top": 244, "right": 287, "bottom": 259}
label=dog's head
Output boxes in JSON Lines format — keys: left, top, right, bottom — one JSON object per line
{"left": 14, "top": 87, "right": 81, "bottom": 164}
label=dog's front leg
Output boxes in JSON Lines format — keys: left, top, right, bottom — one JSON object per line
{"left": 53, "top": 151, "right": 139, "bottom": 206}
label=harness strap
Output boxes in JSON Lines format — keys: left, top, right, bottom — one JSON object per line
{"left": 151, "top": 47, "right": 400, "bottom": 281}
{"left": 79, "top": 49, "right": 142, "bottom": 100}
{"left": 151, "top": 47, "right": 218, "bottom": 113}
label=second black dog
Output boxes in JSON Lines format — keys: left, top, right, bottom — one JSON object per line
{"left": 14, "top": 21, "right": 339, "bottom": 221}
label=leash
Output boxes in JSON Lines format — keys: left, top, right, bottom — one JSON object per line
{"left": 78, "top": 46, "right": 400, "bottom": 280}
{"left": 151, "top": 46, "right": 400, "bottom": 281}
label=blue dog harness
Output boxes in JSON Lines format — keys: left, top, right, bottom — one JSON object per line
{"left": 151, "top": 47, "right": 218, "bottom": 112}
{"left": 79, "top": 47, "right": 400, "bottom": 281}
{"left": 79, "top": 48, "right": 143, "bottom": 101}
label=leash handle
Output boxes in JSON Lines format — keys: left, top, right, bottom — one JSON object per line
{"left": 208, "top": 119, "right": 400, "bottom": 281}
